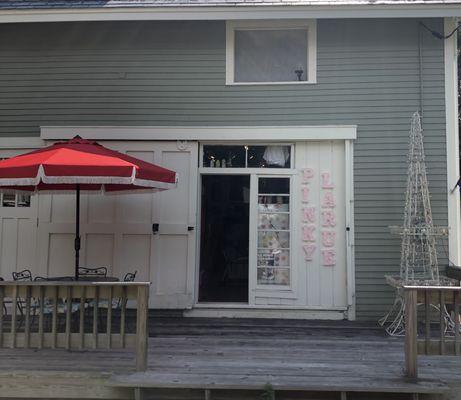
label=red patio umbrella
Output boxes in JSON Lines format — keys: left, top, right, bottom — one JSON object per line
{"left": 0, "top": 136, "right": 177, "bottom": 280}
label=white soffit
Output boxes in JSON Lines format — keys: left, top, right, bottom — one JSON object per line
{"left": 1, "top": 5, "right": 461, "bottom": 23}
{"left": 40, "top": 125, "right": 358, "bottom": 141}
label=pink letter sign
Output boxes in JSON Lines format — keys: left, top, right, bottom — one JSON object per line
{"left": 322, "top": 249, "right": 336, "bottom": 266}
{"left": 302, "top": 168, "right": 314, "bottom": 183}
{"left": 321, "top": 191, "right": 335, "bottom": 208}
{"left": 303, "top": 244, "right": 316, "bottom": 261}
{"left": 302, "top": 225, "right": 316, "bottom": 242}
{"left": 302, "top": 186, "right": 310, "bottom": 203}
{"left": 321, "top": 172, "right": 334, "bottom": 189}
{"left": 322, "top": 211, "right": 336, "bottom": 227}
{"left": 321, "top": 231, "right": 336, "bottom": 247}
{"left": 303, "top": 207, "right": 316, "bottom": 223}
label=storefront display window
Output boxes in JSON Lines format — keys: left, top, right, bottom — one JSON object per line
{"left": 203, "top": 145, "right": 291, "bottom": 168}
{"left": 256, "top": 176, "right": 291, "bottom": 286}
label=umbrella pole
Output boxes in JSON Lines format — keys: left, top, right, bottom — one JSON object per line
{"left": 75, "top": 184, "right": 81, "bottom": 281}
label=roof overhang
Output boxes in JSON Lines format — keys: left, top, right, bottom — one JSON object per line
{"left": 0, "top": 4, "right": 461, "bottom": 23}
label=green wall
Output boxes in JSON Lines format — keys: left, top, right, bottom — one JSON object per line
{"left": 0, "top": 18, "right": 448, "bottom": 320}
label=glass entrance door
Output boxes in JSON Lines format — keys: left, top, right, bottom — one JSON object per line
{"left": 199, "top": 175, "right": 250, "bottom": 303}
{"left": 256, "top": 177, "right": 291, "bottom": 287}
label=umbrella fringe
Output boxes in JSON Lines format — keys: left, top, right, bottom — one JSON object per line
{"left": 0, "top": 173, "right": 177, "bottom": 190}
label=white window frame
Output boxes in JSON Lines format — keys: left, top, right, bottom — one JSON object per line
{"left": 252, "top": 174, "right": 295, "bottom": 292}
{"left": 198, "top": 142, "right": 298, "bottom": 304}
{"left": 225, "top": 19, "right": 317, "bottom": 86}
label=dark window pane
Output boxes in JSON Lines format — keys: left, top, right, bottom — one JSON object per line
{"left": 17, "top": 195, "right": 31, "bottom": 207}
{"left": 258, "top": 196, "right": 289, "bottom": 212}
{"left": 248, "top": 145, "right": 290, "bottom": 168}
{"left": 203, "top": 145, "right": 246, "bottom": 168}
{"left": 2, "top": 194, "right": 15, "bottom": 207}
{"left": 258, "top": 177, "right": 290, "bottom": 194}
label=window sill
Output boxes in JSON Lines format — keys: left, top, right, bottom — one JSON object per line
{"left": 225, "top": 80, "right": 317, "bottom": 86}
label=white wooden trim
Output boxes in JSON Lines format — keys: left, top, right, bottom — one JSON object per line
{"left": 185, "top": 306, "right": 346, "bottom": 320}
{"left": 0, "top": 137, "right": 44, "bottom": 149}
{"left": 253, "top": 174, "right": 297, "bottom": 296}
{"left": 444, "top": 18, "right": 461, "bottom": 266}
{"left": 41, "top": 125, "right": 357, "bottom": 141}
{"left": 2, "top": 5, "right": 461, "bottom": 24}
{"left": 225, "top": 20, "right": 316, "bottom": 85}
{"left": 345, "top": 139, "right": 356, "bottom": 321}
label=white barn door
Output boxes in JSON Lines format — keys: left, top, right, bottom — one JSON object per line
{"left": 296, "top": 141, "right": 348, "bottom": 310}
{"left": 37, "top": 141, "right": 198, "bottom": 308}
{"left": 0, "top": 148, "right": 39, "bottom": 280}
{"left": 249, "top": 140, "right": 349, "bottom": 313}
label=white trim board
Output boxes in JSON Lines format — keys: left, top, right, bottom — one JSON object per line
{"left": 185, "top": 306, "right": 346, "bottom": 320}
{"left": 444, "top": 18, "right": 461, "bottom": 266}
{"left": 40, "top": 125, "right": 357, "bottom": 141}
{"left": 1, "top": 5, "right": 461, "bottom": 23}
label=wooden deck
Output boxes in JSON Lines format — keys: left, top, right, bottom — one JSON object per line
{"left": 0, "top": 315, "right": 460, "bottom": 399}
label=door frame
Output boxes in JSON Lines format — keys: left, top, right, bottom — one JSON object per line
{"left": 195, "top": 139, "right": 356, "bottom": 319}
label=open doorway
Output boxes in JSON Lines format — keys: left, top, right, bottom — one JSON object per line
{"left": 199, "top": 175, "right": 249, "bottom": 303}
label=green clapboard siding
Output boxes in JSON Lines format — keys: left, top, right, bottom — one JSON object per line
{"left": 0, "top": 18, "right": 448, "bottom": 320}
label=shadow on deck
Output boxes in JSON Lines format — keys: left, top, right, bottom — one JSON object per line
{"left": 0, "top": 313, "right": 460, "bottom": 400}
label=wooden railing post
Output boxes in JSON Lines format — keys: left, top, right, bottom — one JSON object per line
{"left": 405, "top": 288, "right": 418, "bottom": 379}
{"left": 136, "top": 284, "right": 149, "bottom": 372}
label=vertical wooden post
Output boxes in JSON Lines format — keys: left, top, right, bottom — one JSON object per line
{"left": 24, "top": 286, "right": 31, "bottom": 349}
{"left": 454, "top": 291, "right": 460, "bottom": 356}
{"left": 107, "top": 286, "right": 113, "bottom": 349}
{"left": 136, "top": 285, "right": 149, "bottom": 372}
{"left": 93, "top": 286, "right": 99, "bottom": 349}
{"left": 424, "top": 290, "right": 430, "bottom": 355}
{"left": 38, "top": 286, "right": 44, "bottom": 349}
{"left": 65, "top": 286, "right": 72, "bottom": 350}
{"left": 51, "top": 286, "right": 58, "bottom": 349}
{"left": 79, "top": 286, "right": 85, "bottom": 350}
{"left": 405, "top": 288, "right": 418, "bottom": 379}
{"left": 120, "top": 286, "right": 127, "bottom": 348}
{"left": 11, "top": 285, "right": 17, "bottom": 349}
{"left": 439, "top": 290, "right": 445, "bottom": 355}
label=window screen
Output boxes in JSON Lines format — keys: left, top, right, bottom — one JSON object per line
{"left": 234, "top": 29, "right": 308, "bottom": 83}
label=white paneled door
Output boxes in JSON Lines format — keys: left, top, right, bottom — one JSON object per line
{"left": 35, "top": 141, "right": 198, "bottom": 308}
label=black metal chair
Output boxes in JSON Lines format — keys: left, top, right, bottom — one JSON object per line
{"left": 123, "top": 270, "right": 137, "bottom": 282}
{"left": 12, "top": 269, "right": 32, "bottom": 282}
{"left": 11, "top": 269, "right": 33, "bottom": 328}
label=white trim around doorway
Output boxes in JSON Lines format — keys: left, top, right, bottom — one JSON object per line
{"left": 196, "top": 138, "right": 356, "bottom": 320}
{"left": 40, "top": 125, "right": 357, "bottom": 142}
{"left": 444, "top": 17, "right": 461, "bottom": 267}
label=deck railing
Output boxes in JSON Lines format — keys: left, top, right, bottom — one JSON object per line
{"left": 404, "top": 285, "right": 461, "bottom": 379}
{"left": 0, "top": 281, "right": 149, "bottom": 371}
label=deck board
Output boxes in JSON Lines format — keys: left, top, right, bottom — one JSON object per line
{"left": 0, "top": 317, "right": 460, "bottom": 398}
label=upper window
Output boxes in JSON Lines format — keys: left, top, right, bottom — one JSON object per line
{"left": 226, "top": 20, "right": 317, "bottom": 85}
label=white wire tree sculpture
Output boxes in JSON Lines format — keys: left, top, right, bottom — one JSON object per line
{"left": 380, "top": 111, "right": 450, "bottom": 335}
{"left": 397, "top": 111, "right": 448, "bottom": 284}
